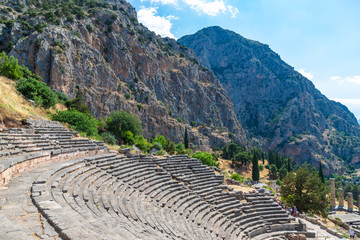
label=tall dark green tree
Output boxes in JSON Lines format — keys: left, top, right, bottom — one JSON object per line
{"left": 184, "top": 128, "right": 189, "bottom": 149}
{"left": 252, "top": 152, "right": 260, "bottom": 181}
{"left": 287, "top": 158, "right": 293, "bottom": 172}
{"left": 275, "top": 150, "right": 281, "bottom": 169}
{"left": 268, "top": 150, "right": 274, "bottom": 165}
{"left": 319, "top": 162, "right": 325, "bottom": 183}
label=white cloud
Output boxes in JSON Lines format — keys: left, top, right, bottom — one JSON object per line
{"left": 141, "top": 0, "right": 238, "bottom": 17}
{"left": 182, "top": 0, "right": 226, "bottom": 16}
{"left": 227, "top": 5, "right": 239, "bottom": 18}
{"left": 141, "top": 0, "right": 179, "bottom": 5}
{"left": 137, "top": 7, "right": 176, "bottom": 39}
{"left": 298, "top": 68, "right": 314, "bottom": 80}
{"left": 330, "top": 75, "right": 360, "bottom": 85}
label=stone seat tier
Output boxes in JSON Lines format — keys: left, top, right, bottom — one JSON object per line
{"left": 31, "top": 159, "right": 124, "bottom": 240}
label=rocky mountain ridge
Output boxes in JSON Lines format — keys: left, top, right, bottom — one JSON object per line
{"left": 179, "top": 26, "right": 360, "bottom": 173}
{"left": 0, "top": 0, "right": 246, "bottom": 149}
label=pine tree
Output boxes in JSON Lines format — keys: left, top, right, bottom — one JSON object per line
{"left": 252, "top": 152, "right": 260, "bottom": 181}
{"left": 280, "top": 165, "right": 330, "bottom": 217}
{"left": 184, "top": 128, "right": 189, "bottom": 149}
{"left": 319, "top": 162, "right": 325, "bottom": 183}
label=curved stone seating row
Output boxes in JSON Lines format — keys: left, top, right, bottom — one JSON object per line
{"left": 34, "top": 157, "right": 143, "bottom": 239}
{"left": 28, "top": 150, "right": 314, "bottom": 239}
{"left": 151, "top": 155, "right": 307, "bottom": 239}
{"left": 0, "top": 119, "right": 109, "bottom": 186}
{"left": 0, "top": 119, "right": 313, "bottom": 240}
{"left": 87, "top": 154, "right": 286, "bottom": 239}
{"left": 86, "top": 155, "right": 228, "bottom": 239}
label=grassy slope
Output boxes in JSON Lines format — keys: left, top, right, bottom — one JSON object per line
{"left": 0, "top": 76, "right": 52, "bottom": 127}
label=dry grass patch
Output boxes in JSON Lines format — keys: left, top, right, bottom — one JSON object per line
{"left": 0, "top": 77, "right": 52, "bottom": 127}
{"left": 219, "top": 158, "right": 270, "bottom": 182}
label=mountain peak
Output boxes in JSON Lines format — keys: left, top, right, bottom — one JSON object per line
{"left": 179, "top": 27, "right": 360, "bottom": 173}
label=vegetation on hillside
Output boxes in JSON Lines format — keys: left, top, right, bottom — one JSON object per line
{"left": 0, "top": 0, "right": 130, "bottom": 53}
{"left": 192, "top": 151, "right": 219, "bottom": 167}
{"left": 221, "top": 142, "right": 292, "bottom": 181}
{"left": 0, "top": 52, "right": 60, "bottom": 109}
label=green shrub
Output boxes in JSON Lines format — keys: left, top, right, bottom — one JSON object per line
{"left": 54, "top": 91, "right": 69, "bottom": 103}
{"left": 101, "top": 132, "right": 116, "bottom": 145}
{"left": 0, "top": 52, "right": 23, "bottom": 80}
{"left": 177, "top": 117, "right": 183, "bottom": 123}
{"left": 51, "top": 109, "right": 98, "bottom": 136}
{"left": 153, "top": 142, "right": 163, "bottom": 151}
{"left": 106, "top": 110, "right": 142, "bottom": 139}
{"left": 176, "top": 143, "right": 185, "bottom": 154}
{"left": 230, "top": 173, "right": 244, "bottom": 184}
{"left": 263, "top": 186, "right": 276, "bottom": 196}
{"left": 86, "top": 24, "right": 93, "bottom": 32}
{"left": 134, "top": 136, "right": 151, "bottom": 151}
{"left": 121, "top": 130, "right": 134, "bottom": 145}
{"left": 14, "top": 6, "right": 22, "bottom": 12}
{"left": 16, "top": 77, "right": 57, "bottom": 108}
{"left": 192, "top": 151, "right": 219, "bottom": 167}
{"left": 185, "top": 148, "right": 193, "bottom": 156}
{"left": 65, "top": 90, "right": 90, "bottom": 114}
{"left": 165, "top": 140, "right": 176, "bottom": 155}
{"left": 0, "top": 52, "right": 41, "bottom": 80}
{"left": 153, "top": 135, "right": 167, "bottom": 149}
{"left": 156, "top": 149, "right": 164, "bottom": 155}
{"left": 54, "top": 18, "right": 61, "bottom": 25}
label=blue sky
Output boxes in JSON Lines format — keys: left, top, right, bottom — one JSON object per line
{"left": 128, "top": 0, "right": 360, "bottom": 119}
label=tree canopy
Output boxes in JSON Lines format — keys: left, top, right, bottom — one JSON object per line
{"left": 106, "top": 110, "right": 142, "bottom": 139}
{"left": 280, "top": 165, "right": 330, "bottom": 217}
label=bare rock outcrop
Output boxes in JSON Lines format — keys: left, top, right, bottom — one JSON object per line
{"left": 179, "top": 26, "right": 360, "bottom": 172}
{"left": 0, "top": 1, "right": 246, "bottom": 149}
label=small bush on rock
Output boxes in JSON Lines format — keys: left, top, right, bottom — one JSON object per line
{"left": 176, "top": 143, "right": 185, "bottom": 154}
{"left": 121, "top": 130, "right": 134, "bottom": 145}
{"left": 230, "top": 173, "right": 244, "bottom": 184}
{"left": 192, "top": 151, "right": 219, "bottom": 167}
{"left": 153, "top": 142, "right": 163, "bottom": 151}
{"left": 134, "top": 136, "right": 151, "bottom": 152}
{"left": 51, "top": 109, "right": 98, "bottom": 136}
{"left": 101, "top": 132, "right": 116, "bottom": 145}
{"left": 153, "top": 135, "right": 167, "bottom": 149}
{"left": 165, "top": 140, "right": 176, "bottom": 155}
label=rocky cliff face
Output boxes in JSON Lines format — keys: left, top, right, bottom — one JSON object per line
{"left": 0, "top": 1, "right": 246, "bottom": 149}
{"left": 179, "top": 26, "right": 360, "bottom": 173}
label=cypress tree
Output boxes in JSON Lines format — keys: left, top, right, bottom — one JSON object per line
{"left": 287, "top": 158, "right": 293, "bottom": 172}
{"left": 252, "top": 153, "right": 260, "bottom": 181}
{"left": 262, "top": 152, "right": 265, "bottom": 164}
{"left": 319, "top": 162, "right": 325, "bottom": 183}
{"left": 275, "top": 150, "right": 281, "bottom": 169}
{"left": 184, "top": 128, "right": 189, "bottom": 149}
